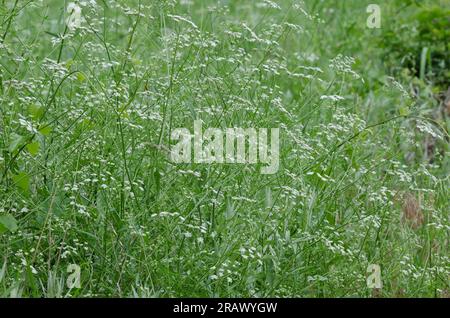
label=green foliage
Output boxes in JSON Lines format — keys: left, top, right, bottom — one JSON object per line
{"left": 0, "top": 0, "right": 448, "bottom": 298}
{"left": 0, "top": 214, "right": 18, "bottom": 234}
{"left": 381, "top": 3, "right": 450, "bottom": 88}
{"left": 12, "top": 171, "right": 30, "bottom": 195}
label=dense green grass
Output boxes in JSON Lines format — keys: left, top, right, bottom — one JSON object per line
{"left": 0, "top": 0, "right": 448, "bottom": 297}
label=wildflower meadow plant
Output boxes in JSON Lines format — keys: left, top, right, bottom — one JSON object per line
{"left": 0, "top": 0, "right": 448, "bottom": 299}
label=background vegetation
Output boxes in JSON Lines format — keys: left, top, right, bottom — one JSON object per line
{"left": 0, "top": 0, "right": 448, "bottom": 297}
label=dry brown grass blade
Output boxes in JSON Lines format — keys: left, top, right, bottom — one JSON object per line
{"left": 401, "top": 192, "right": 424, "bottom": 229}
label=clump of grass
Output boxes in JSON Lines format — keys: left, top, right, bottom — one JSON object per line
{"left": 0, "top": 0, "right": 448, "bottom": 298}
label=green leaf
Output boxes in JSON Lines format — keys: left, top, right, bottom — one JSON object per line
{"left": 399, "top": 106, "right": 410, "bottom": 116}
{"left": 26, "top": 141, "right": 40, "bottom": 156}
{"left": 28, "top": 104, "right": 44, "bottom": 120}
{"left": 419, "top": 47, "right": 429, "bottom": 80}
{"left": 0, "top": 214, "right": 19, "bottom": 234}
{"left": 39, "top": 125, "right": 52, "bottom": 136}
{"left": 8, "top": 133, "right": 25, "bottom": 153}
{"left": 77, "top": 72, "right": 86, "bottom": 82}
{"left": 225, "top": 195, "right": 235, "bottom": 220}
{"left": 12, "top": 172, "right": 30, "bottom": 194}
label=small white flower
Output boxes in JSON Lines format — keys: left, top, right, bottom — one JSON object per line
{"left": 66, "top": 3, "right": 82, "bottom": 31}
{"left": 320, "top": 95, "right": 345, "bottom": 102}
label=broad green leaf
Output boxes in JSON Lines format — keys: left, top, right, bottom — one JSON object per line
{"left": 39, "top": 125, "right": 52, "bottom": 136}
{"left": 26, "top": 141, "right": 40, "bottom": 156}
{"left": 28, "top": 104, "right": 44, "bottom": 120}
{"left": 12, "top": 172, "right": 30, "bottom": 194}
{"left": 0, "top": 214, "right": 19, "bottom": 234}
{"left": 77, "top": 72, "right": 86, "bottom": 82}
{"left": 8, "top": 133, "right": 25, "bottom": 153}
